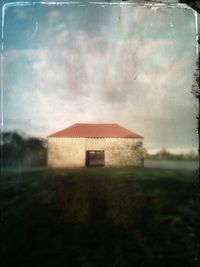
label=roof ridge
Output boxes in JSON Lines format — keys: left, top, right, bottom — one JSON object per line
{"left": 76, "top": 123, "right": 116, "bottom": 124}
{"left": 48, "top": 123, "right": 143, "bottom": 139}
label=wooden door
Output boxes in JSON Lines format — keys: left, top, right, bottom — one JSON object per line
{"left": 86, "top": 151, "right": 105, "bottom": 167}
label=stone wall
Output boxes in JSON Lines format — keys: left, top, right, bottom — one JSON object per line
{"left": 86, "top": 138, "right": 105, "bottom": 150}
{"left": 48, "top": 137, "right": 143, "bottom": 168}
{"left": 105, "top": 138, "right": 143, "bottom": 167}
{"left": 47, "top": 137, "right": 85, "bottom": 168}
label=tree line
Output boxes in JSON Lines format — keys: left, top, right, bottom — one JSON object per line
{"left": 0, "top": 131, "right": 47, "bottom": 167}
{"left": 143, "top": 147, "right": 199, "bottom": 161}
{"left": 0, "top": 131, "right": 198, "bottom": 167}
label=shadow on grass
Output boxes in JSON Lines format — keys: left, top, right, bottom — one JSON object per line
{"left": 1, "top": 168, "right": 199, "bottom": 267}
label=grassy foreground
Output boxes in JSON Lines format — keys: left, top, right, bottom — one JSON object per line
{"left": 1, "top": 167, "right": 199, "bottom": 267}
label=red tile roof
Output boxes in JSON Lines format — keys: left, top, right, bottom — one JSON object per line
{"left": 48, "top": 123, "right": 143, "bottom": 138}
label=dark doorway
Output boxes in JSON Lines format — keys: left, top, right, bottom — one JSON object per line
{"left": 86, "top": 151, "right": 105, "bottom": 167}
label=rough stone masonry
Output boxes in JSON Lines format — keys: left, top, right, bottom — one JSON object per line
{"left": 47, "top": 123, "right": 144, "bottom": 168}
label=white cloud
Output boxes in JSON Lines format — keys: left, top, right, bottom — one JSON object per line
{"left": 48, "top": 10, "right": 61, "bottom": 20}
{"left": 3, "top": 10, "right": 198, "bottom": 151}
{"left": 14, "top": 7, "right": 27, "bottom": 19}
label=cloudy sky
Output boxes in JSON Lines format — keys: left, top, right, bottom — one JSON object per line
{"left": 2, "top": 1, "right": 198, "bottom": 153}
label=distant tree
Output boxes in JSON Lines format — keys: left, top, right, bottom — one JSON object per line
{"left": 146, "top": 147, "right": 199, "bottom": 161}
{"left": 185, "top": 150, "right": 198, "bottom": 161}
{"left": 142, "top": 147, "right": 149, "bottom": 160}
{"left": 0, "top": 131, "right": 47, "bottom": 168}
{"left": 156, "top": 147, "right": 170, "bottom": 160}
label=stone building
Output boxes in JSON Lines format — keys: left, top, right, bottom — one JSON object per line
{"left": 47, "top": 123, "right": 144, "bottom": 168}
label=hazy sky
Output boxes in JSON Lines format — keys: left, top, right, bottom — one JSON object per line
{"left": 2, "top": 2, "right": 198, "bottom": 153}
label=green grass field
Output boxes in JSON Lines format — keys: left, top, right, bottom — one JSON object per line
{"left": 1, "top": 167, "right": 199, "bottom": 267}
